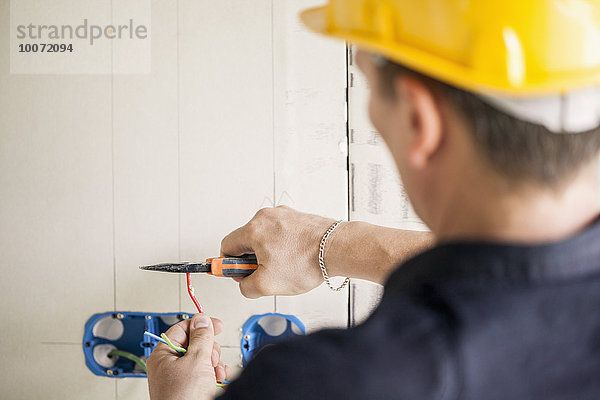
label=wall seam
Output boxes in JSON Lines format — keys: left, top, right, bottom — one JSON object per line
{"left": 110, "top": 4, "right": 118, "bottom": 399}
{"left": 110, "top": 0, "right": 117, "bottom": 315}
{"left": 345, "top": 42, "right": 352, "bottom": 329}
{"left": 177, "top": 0, "right": 182, "bottom": 311}
{"left": 271, "top": 0, "right": 277, "bottom": 313}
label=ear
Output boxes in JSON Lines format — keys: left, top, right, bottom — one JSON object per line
{"left": 395, "top": 76, "right": 443, "bottom": 169}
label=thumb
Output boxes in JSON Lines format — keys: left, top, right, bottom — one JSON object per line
{"left": 186, "top": 313, "right": 214, "bottom": 360}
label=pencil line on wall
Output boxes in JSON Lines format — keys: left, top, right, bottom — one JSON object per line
{"left": 110, "top": 5, "right": 119, "bottom": 399}
{"left": 271, "top": 0, "right": 276, "bottom": 206}
{"left": 40, "top": 342, "right": 81, "bottom": 345}
{"left": 177, "top": 0, "right": 182, "bottom": 312}
{"left": 110, "top": 0, "right": 117, "bottom": 313}
{"left": 271, "top": 0, "right": 277, "bottom": 314}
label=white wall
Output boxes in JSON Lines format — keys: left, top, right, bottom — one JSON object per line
{"left": 0, "top": 1, "right": 348, "bottom": 399}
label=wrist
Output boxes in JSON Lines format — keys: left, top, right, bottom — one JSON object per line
{"left": 321, "top": 220, "right": 350, "bottom": 278}
{"left": 318, "top": 220, "right": 354, "bottom": 294}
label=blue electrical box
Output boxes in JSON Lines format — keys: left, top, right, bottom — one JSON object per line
{"left": 240, "top": 313, "right": 306, "bottom": 366}
{"left": 83, "top": 311, "right": 194, "bottom": 378}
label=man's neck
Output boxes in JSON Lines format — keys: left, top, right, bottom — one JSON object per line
{"left": 433, "top": 166, "right": 600, "bottom": 244}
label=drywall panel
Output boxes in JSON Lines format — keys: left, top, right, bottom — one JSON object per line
{"left": 0, "top": 68, "right": 116, "bottom": 400}
{"left": 270, "top": 0, "right": 349, "bottom": 331}
{"left": 178, "top": 0, "right": 276, "bottom": 347}
{"left": 0, "top": 67, "right": 114, "bottom": 346}
{"left": 0, "top": 0, "right": 117, "bottom": 396}
{"left": 1, "top": 343, "right": 115, "bottom": 400}
{"left": 113, "top": 0, "right": 180, "bottom": 313}
{"left": 347, "top": 44, "right": 429, "bottom": 326}
{"left": 271, "top": 0, "right": 348, "bottom": 215}
{"left": 117, "top": 378, "right": 150, "bottom": 400}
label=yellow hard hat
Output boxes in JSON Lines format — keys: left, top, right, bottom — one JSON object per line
{"left": 300, "top": 0, "right": 600, "bottom": 96}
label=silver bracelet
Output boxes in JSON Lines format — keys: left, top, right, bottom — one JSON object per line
{"left": 318, "top": 220, "right": 350, "bottom": 291}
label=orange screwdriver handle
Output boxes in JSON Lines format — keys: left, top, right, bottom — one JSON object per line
{"left": 206, "top": 255, "right": 258, "bottom": 278}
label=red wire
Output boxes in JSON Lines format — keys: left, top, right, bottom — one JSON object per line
{"left": 186, "top": 273, "right": 203, "bottom": 313}
{"left": 186, "top": 274, "right": 226, "bottom": 386}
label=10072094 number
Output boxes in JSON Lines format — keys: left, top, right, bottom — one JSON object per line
{"left": 18, "top": 43, "right": 74, "bottom": 53}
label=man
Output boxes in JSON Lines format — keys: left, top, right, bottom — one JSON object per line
{"left": 147, "top": 1, "right": 600, "bottom": 399}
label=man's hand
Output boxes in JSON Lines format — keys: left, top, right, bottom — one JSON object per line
{"left": 221, "top": 206, "right": 434, "bottom": 298}
{"left": 221, "top": 206, "right": 335, "bottom": 299}
{"left": 147, "top": 313, "right": 232, "bottom": 400}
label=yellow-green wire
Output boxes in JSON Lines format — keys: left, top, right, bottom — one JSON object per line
{"left": 108, "top": 350, "right": 147, "bottom": 373}
{"left": 161, "top": 333, "right": 186, "bottom": 353}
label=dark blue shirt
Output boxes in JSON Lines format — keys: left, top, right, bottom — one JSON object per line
{"left": 219, "top": 220, "right": 600, "bottom": 399}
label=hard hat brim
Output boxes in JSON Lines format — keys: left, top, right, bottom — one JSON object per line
{"left": 300, "top": 6, "right": 600, "bottom": 97}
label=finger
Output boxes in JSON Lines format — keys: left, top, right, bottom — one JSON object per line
{"left": 162, "top": 318, "right": 192, "bottom": 348}
{"left": 186, "top": 313, "right": 214, "bottom": 361}
{"left": 211, "top": 317, "right": 224, "bottom": 336}
{"left": 211, "top": 342, "right": 221, "bottom": 368}
{"left": 238, "top": 265, "right": 270, "bottom": 299}
{"left": 215, "top": 362, "right": 226, "bottom": 382}
{"left": 149, "top": 317, "right": 222, "bottom": 358}
{"left": 224, "top": 365, "right": 232, "bottom": 379}
{"left": 220, "top": 224, "right": 255, "bottom": 257}
{"left": 148, "top": 323, "right": 190, "bottom": 359}
{"left": 232, "top": 277, "right": 243, "bottom": 283}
